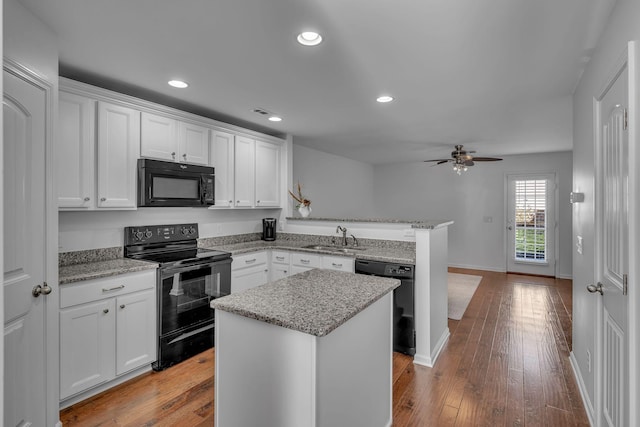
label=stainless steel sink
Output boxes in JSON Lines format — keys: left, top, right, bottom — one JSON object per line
{"left": 302, "top": 244, "right": 366, "bottom": 252}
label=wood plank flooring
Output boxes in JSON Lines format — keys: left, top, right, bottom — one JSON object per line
{"left": 60, "top": 268, "right": 588, "bottom": 426}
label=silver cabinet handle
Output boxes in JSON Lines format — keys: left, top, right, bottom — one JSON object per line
{"left": 84, "top": 197, "right": 90, "bottom": 202}
{"left": 237, "top": 200, "right": 240, "bottom": 204}
{"left": 332, "top": 263, "right": 343, "bottom": 268}
{"left": 229, "top": 200, "right": 233, "bottom": 204}
{"left": 245, "top": 258, "right": 256, "bottom": 264}
{"left": 276, "top": 256, "right": 285, "bottom": 261}
{"left": 102, "top": 285, "right": 125, "bottom": 292}
{"left": 300, "top": 259, "right": 310, "bottom": 264}
{"left": 120, "top": 304, "right": 125, "bottom": 309}
{"left": 587, "top": 282, "right": 604, "bottom": 295}
{"left": 182, "top": 153, "right": 187, "bottom": 159}
{"left": 171, "top": 152, "right": 176, "bottom": 159}
{"left": 257, "top": 200, "right": 260, "bottom": 204}
{"left": 100, "top": 197, "right": 106, "bottom": 202}
{"left": 103, "top": 308, "right": 109, "bottom": 314}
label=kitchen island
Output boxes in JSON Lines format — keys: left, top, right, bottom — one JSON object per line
{"left": 211, "top": 269, "right": 400, "bottom": 427}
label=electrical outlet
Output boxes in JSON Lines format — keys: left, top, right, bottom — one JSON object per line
{"left": 587, "top": 349, "right": 591, "bottom": 372}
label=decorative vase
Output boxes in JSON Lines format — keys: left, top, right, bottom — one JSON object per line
{"left": 298, "top": 205, "right": 312, "bottom": 218}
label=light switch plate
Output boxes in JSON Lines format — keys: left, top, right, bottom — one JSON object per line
{"left": 576, "top": 235, "right": 583, "bottom": 255}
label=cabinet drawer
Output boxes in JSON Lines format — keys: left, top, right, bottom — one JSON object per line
{"left": 322, "top": 256, "right": 355, "bottom": 272}
{"left": 232, "top": 251, "right": 268, "bottom": 270}
{"left": 291, "top": 252, "right": 322, "bottom": 268}
{"left": 271, "top": 251, "right": 290, "bottom": 265}
{"left": 60, "top": 269, "right": 156, "bottom": 308}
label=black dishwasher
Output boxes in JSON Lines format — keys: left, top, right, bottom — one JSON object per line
{"left": 355, "top": 259, "right": 415, "bottom": 356}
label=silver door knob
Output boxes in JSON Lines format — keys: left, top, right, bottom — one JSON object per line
{"left": 103, "top": 308, "right": 109, "bottom": 314}
{"left": 587, "top": 282, "right": 604, "bottom": 295}
{"left": 507, "top": 226, "right": 513, "bottom": 230}
{"left": 183, "top": 153, "right": 187, "bottom": 159}
{"left": 32, "top": 282, "right": 52, "bottom": 297}
{"left": 171, "top": 152, "right": 176, "bottom": 159}
{"left": 100, "top": 197, "right": 106, "bottom": 202}
{"left": 120, "top": 304, "right": 125, "bottom": 309}
{"left": 84, "top": 197, "right": 90, "bottom": 202}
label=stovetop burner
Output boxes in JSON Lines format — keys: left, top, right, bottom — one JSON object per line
{"left": 124, "top": 223, "right": 231, "bottom": 266}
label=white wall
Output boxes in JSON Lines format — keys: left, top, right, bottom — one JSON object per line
{"left": 571, "top": 0, "right": 640, "bottom": 416}
{"left": 372, "top": 152, "right": 573, "bottom": 277}
{"left": 59, "top": 208, "right": 281, "bottom": 251}
{"left": 292, "top": 144, "right": 375, "bottom": 218}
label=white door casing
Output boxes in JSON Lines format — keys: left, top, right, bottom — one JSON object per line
{"left": 592, "top": 41, "right": 638, "bottom": 427}
{"left": 506, "top": 173, "right": 557, "bottom": 276}
{"left": 3, "top": 64, "right": 52, "bottom": 426}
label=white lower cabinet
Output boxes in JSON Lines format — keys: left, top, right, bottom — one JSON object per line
{"left": 270, "top": 251, "right": 290, "bottom": 281}
{"left": 322, "top": 255, "right": 355, "bottom": 272}
{"left": 231, "top": 251, "right": 269, "bottom": 293}
{"left": 59, "top": 270, "right": 156, "bottom": 401}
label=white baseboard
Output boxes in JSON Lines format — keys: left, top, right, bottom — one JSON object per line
{"left": 556, "top": 273, "right": 573, "bottom": 279}
{"left": 413, "top": 328, "right": 450, "bottom": 368}
{"left": 569, "top": 351, "right": 595, "bottom": 426}
{"left": 448, "top": 263, "right": 506, "bottom": 273}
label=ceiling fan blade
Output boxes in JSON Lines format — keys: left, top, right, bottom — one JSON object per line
{"left": 423, "top": 159, "right": 451, "bottom": 163}
{"left": 471, "top": 157, "right": 503, "bottom": 161}
{"left": 436, "top": 160, "right": 451, "bottom": 165}
{"left": 464, "top": 160, "right": 474, "bottom": 166}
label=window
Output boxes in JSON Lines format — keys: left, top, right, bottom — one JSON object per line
{"left": 514, "top": 179, "right": 547, "bottom": 261}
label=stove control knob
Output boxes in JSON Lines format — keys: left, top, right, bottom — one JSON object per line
{"left": 189, "top": 227, "right": 196, "bottom": 235}
{"left": 135, "top": 231, "right": 144, "bottom": 240}
{"left": 181, "top": 227, "right": 190, "bottom": 235}
{"left": 144, "top": 230, "right": 153, "bottom": 238}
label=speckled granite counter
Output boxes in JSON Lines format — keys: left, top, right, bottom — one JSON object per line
{"left": 286, "top": 217, "right": 453, "bottom": 229}
{"left": 59, "top": 248, "right": 158, "bottom": 285}
{"left": 200, "top": 235, "right": 416, "bottom": 264}
{"left": 211, "top": 268, "right": 399, "bottom": 336}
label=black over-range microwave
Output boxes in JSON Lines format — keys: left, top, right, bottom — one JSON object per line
{"left": 138, "top": 158, "right": 215, "bottom": 207}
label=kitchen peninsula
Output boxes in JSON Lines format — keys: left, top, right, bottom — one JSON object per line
{"left": 211, "top": 269, "right": 400, "bottom": 427}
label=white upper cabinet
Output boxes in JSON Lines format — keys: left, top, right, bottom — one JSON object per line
{"left": 58, "top": 91, "right": 96, "bottom": 209}
{"left": 97, "top": 102, "right": 140, "bottom": 209}
{"left": 255, "top": 140, "right": 281, "bottom": 207}
{"left": 140, "top": 112, "right": 178, "bottom": 161}
{"left": 141, "top": 112, "right": 210, "bottom": 165}
{"left": 234, "top": 135, "right": 256, "bottom": 207}
{"left": 179, "top": 121, "right": 210, "bottom": 165}
{"left": 210, "top": 134, "right": 283, "bottom": 209}
{"left": 210, "top": 130, "right": 235, "bottom": 207}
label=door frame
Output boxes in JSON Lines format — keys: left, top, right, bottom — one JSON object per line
{"left": 593, "top": 40, "right": 639, "bottom": 427}
{"left": 3, "top": 58, "right": 60, "bottom": 425}
{"left": 504, "top": 172, "right": 558, "bottom": 277}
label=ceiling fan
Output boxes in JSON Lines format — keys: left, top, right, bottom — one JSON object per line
{"left": 423, "top": 145, "right": 503, "bottom": 174}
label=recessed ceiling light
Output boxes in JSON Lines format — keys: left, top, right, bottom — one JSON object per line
{"left": 376, "top": 95, "right": 394, "bottom": 103}
{"left": 297, "top": 31, "right": 322, "bottom": 46}
{"left": 268, "top": 116, "right": 282, "bottom": 122}
{"left": 168, "top": 80, "right": 189, "bottom": 88}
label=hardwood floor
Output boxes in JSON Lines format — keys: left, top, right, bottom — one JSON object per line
{"left": 60, "top": 268, "right": 588, "bottom": 426}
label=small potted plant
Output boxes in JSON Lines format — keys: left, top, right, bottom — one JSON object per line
{"left": 288, "top": 182, "right": 312, "bottom": 217}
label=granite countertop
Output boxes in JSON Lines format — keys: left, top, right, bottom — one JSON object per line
{"left": 59, "top": 258, "right": 158, "bottom": 285}
{"left": 285, "top": 217, "right": 453, "bottom": 229}
{"left": 211, "top": 269, "right": 400, "bottom": 337}
{"left": 200, "top": 239, "right": 416, "bottom": 264}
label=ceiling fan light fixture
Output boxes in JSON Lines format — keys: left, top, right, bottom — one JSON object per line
{"left": 297, "top": 31, "right": 322, "bottom": 46}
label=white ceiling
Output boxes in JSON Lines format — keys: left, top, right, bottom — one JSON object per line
{"left": 20, "top": 0, "right": 615, "bottom": 164}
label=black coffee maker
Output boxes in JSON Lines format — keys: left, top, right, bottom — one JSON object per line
{"left": 262, "top": 218, "right": 276, "bottom": 241}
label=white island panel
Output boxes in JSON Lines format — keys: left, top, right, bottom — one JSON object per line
{"left": 215, "top": 292, "right": 393, "bottom": 427}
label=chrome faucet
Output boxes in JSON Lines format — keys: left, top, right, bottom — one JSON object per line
{"left": 336, "top": 226, "right": 348, "bottom": 246}
{"left": 350, "top": 234, "right": 359, "bottom": 247}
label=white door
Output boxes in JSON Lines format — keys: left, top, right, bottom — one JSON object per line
{"left": 506, "top": 173, "right": 556, "bottom": 276}
{"left": 234, "top": 136, "right": 255, "bottom": 207}
{"left": 593, "top": 44, "right": 633, "bottom": 427}
{"left": 3, "top": 68, "right": 49, "bottom": 426}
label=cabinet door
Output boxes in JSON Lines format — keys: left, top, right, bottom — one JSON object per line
{"left": 270, "top": 265, "right": 290, "bottom": 281}
{"left": 255, "top": 140, "right": 281, "bottom": 207}
{"left": 58, "top": 91, "right": 96, "bottom": 209}
{"left": 115, "top": 289, "right": 157, "bottom": 375}
{"left": 231, "top": 265, "right": 269, "bottom": 293}
{"left": 211, "top": 130, "right": 235, "bottom": 207}
{"left": 97, "top": 102, "right": 140, "bottom": 208}
{"left": 60, "top": 299, "right": 116, "bottom": 399}
{"left": 179, "top": 121, "right": 209, "bottom": 165}
{"left": 234, "top": 136, "right": 255, "bottom": 207}
{"left": 140, "top": 112, "right": 178, "bottom": 161}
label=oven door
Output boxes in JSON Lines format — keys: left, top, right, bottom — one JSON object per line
{"left": 158, "top": 258, "right": 231, "bottom": 337}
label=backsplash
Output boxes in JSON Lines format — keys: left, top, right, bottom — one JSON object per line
{"left": 59, "top": 247, "right": 123, "bottom": 266}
